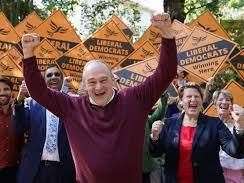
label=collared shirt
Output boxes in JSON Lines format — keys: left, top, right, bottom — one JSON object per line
{"left": 89, "top": 90, "right": 115, "bottom": 106}
{"left": 41, "top": 110, "right": 60, "bottom": 161}
{"left": 0, "top": 108, "right": 22, "bottom": 168}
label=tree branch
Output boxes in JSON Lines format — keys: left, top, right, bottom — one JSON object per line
{"left": 185, "top": 0, "right": 218, "bottom": 15}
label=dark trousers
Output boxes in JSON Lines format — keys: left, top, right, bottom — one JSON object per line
{"left": 142, "top": 172, "right": 151, "bottom": 183}
{"left": 33, "top": 161, "right": 75, "bottom": 183}
{"left": 0, "top": 166, "right": 17, "bottom": 183}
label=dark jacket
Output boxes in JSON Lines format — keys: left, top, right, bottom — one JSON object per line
{"left": 143, "top": 94, "right": 168, "bottom": 173}
{"left": 149, "top": 113, "right": 244, "bottom": 183}
{"left": 14, "top": 98, "right": 76, "bottom": 183}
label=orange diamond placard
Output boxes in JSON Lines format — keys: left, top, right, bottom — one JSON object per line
{"left": 83, "top": 19, "right": 134, "bottom": 68}
{"left": 134, "top": 25, "right": 162, "bottom": 49}
{"left": 0, "top": 54, "right": 23, "bottom": 94}
{"left": 172, "top": 20, "right": 192, "bottom": 52}
{"left": 111, "top": 15, "right": 133, "bottom": 40}
{"left": 55, "top": 43, "right": 95, "bottom": 89}
{"left": 113, "top": 56, "right": 178, "bottom": 97}
{"left": 229, "top": 50, "right": 244, "bottom": 80}
{"left": 177, "top": 27, "right": 236, "bottom": 82}
{"left": 113, "top": 56, "right": 159, "bottom": 88}
{"left": 0, "top": 12, "right": 20, "bottom": 54}
{"left": 189, "top": 10, "right": 230, "bottom": 39}
{"left": 33, "top": 10, "right": 81, "bottom": 53}
{"left": 7, "top": 47, "right": 23, "bottom": 68}
{"left": 34, "top": 39, "right": 61, "bottom": 72}
{"left": 119, "top": 40, "right": 159, "bottom": 67}
{"left": 15, "top": 12, "right": 43, "bottom": 37}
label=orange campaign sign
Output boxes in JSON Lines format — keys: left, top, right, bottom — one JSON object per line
{"left": 133, "top": 25, "right": 162, "bottom": 49}
{"left": 55, "top": 43, "right": 95, "bottom": 89}
{"left": 189, "top": 10, "right": 230, "bottom": 39}
{"left": 0, "top": 12, "right": 20, "bottom": 54}
{"left": 33, "top": 10, "right": 82, "bottom": 53}
{"left": 204, "top": 80, "right": 244, "bottom": 116}
{"left": 34, "top": 39, "right": 61, "bottom": 72}
{"left": 83, "top": 19, "right": 134, "bottom": 68}
{"left": 113, "top": 56, "right": 159, "bottom": 88}
{"left": 15, "top": 11, "right": 43, "bottom": 37}
{"left": 111, "top": 15, "right": 133, "bottom": 40}
{"left": 203, "top": 103, "right": 217, "bottom": 117}
{"left": 0, "top": 54, "right": 23, "bottom": 94}
{"left": 186, "top": 73, "right": 205, "bottom": 83}
{"left": 7, "top": 46, "right": 23, "bottom": 68}
{"left": 113, "top": 56, "right": 178, "bottom": 97}
{"left": 172, "top": 20, "right": 192, "bottom": 51}
{"left": 177, "top": 27, "right": 236, "bottom": 82}
{"left": 223, "top": 80, "right": 244, "bottom": 107}
{"left": 118, "top": 40, "right": 159, "bottom": 67}
{"left": 229, "top": 50, "right": 244, "bottom": 80}
{"left": 219, "top": 47, "right": 241, "bottom": 75}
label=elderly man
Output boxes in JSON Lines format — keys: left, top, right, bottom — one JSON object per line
{"left": 21, "top": 14, "right": 177, "bottom": 183}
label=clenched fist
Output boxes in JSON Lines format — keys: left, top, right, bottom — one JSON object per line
{"left": 151, "top": 120, "right": 164, "bottom": 141}
{"left": 231, "top": 104, "right": 244, "bottom": 130}
{"left": 17, "top": 80, "right": 29, "bottom": 102}
{"left": 21, "top": 33, "right": 40, "bottom": 59}
{"left": 151, "top": 13, "right": 176, "bottom": 39}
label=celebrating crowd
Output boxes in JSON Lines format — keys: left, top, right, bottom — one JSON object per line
{"left": 0, "top": 13, "right": 243, "bottom": 183}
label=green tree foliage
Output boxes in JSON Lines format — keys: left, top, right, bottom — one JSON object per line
{"left": 164, "top": 0, "right": 243, "bottom": 22}
{"left": 79, "top": 0, "right": 142, "bottom": 38}
{"left": 0, "top": 0, "right": 36, "bottom": 25}
{"left": 0, "top": 0, "right": 79, "bottom": 26}
{"left": 210, "top": 68, "right": 244, "bottom": 92}
{"left": 41, "top": 0, "right": 79, "bottom": 15}
{"left": 163, "top": 0, "right": 227, "bottom": 22}
{"left": 184, "top": 0, "right": 229, "bottom": 21}
{"left": 221, "top": 19, "right": 244, "bottom": 47}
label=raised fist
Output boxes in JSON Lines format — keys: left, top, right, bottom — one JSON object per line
{"left": 151, "top": 120, "right": 164, "bottom": 140}
{"left": 21, "top": 33, "right": 40, "bottom": 59}
{"left": 231, "top": 104, "right": 244, "bottom": 129}
{"left": 61, "top": 76, "right": 73, "bottom": 94}
{"left": 151, "top": 13, "right": 176, "bottom": 39}
{"left": 17, "top": 80, "right": 29, "bottom": 101}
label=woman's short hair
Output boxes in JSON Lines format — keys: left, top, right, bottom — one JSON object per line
{"left": 212, "top": 90, "right": 233, "bottom": 105}
{"left": 178, "top": 82, "right": 203, "bottom": 99}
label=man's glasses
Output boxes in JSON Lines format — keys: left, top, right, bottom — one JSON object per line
{"left": 46, "top": 72, "right": 61, "bottom": 78}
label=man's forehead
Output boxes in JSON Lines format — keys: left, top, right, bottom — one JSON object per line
{"left": 0, "top": 82, "right": 11, "bottom": 89}
{"left": 46, "top": 67, "right": 60, "bottom": 73}
{"left": 84, "top": 62, "right": 111, "bottom": 78}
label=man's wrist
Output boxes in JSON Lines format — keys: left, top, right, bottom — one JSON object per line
{"left": 23, "top": 49, "right": 34, "bottom": 59}
{"left": 159, "top": 27, "right": 176, "bottom": 39}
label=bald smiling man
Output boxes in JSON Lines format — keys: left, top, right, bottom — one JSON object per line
{"left": 21, "top": 13, "right": 177, "bottom": 183}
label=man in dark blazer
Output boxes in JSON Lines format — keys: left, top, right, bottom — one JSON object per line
{"left": 14, "top": 66, "right": 76, "bottom": 183}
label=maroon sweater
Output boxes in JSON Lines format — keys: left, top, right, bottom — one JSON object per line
{"left": 23, "top": 39, "right": 177, "bottom": 183}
